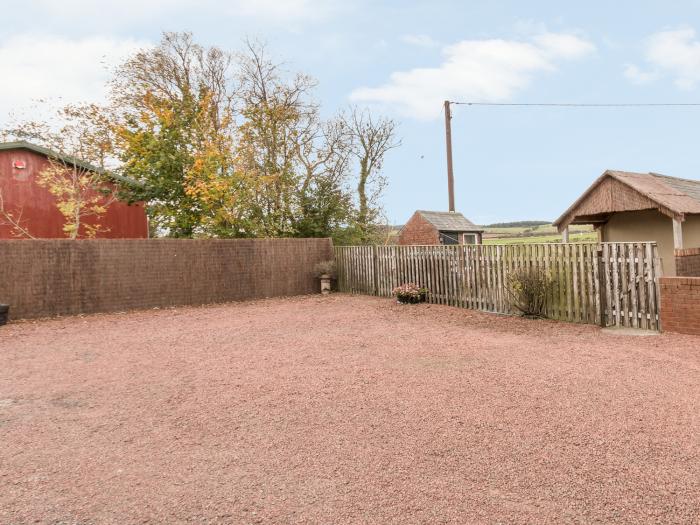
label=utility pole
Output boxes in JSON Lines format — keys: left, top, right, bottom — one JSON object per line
{"left": 444, "top": 100, "right": 455, "bottom": 212}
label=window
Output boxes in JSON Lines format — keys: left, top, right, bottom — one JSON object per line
{"left": 440, "top": 232, "right": 460, "bottom": 245}
{"left": 463, "top": 234, "right": 477, "bottom": 244}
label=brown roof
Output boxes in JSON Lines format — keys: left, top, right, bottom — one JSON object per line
{"left": 415, "top": 210, "right": 483, "bottom": 232}
{"left": 554, "top": 170, "right": 700, "bottom": 231}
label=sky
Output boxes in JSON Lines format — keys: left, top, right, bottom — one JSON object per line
{"left": 3, "top": 1, "right": 700, "bottom": 225}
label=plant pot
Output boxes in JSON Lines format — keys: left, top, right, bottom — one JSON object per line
{"left": 320, "top": 274, "right": 332, "bottom": 295}
{"left": 397, "top": 295, "right": 421, "bottom": 304}
{"left": 0, "top": 304, "right": 8, "bottom": 326}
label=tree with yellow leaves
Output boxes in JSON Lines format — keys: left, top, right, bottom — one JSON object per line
{"left": 6, "top": 104, "right": 120, "bottom": 239}
{"left": 112, "top": 33, "right": 247, "bottom": 237}
{"left": 7, "top": 32, "right": 400, "bottom": 243}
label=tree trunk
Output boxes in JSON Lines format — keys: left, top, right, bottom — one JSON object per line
{"left": 357, "top": 157, "right": 368, "bottom": 229}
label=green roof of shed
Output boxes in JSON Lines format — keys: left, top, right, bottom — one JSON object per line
{"left": 0, "top": 140, "right": 141, "bottom": 188}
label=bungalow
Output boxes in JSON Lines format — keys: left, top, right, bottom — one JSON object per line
{"left": 554, "top": 170, "right": 700, "bottom": 276}
{"left": 398, "top": 210, "right": 484, "bottom": 245}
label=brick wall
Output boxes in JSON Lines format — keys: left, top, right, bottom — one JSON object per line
{"left": 0, "top": 238, "right": 333, "bottom": 320}
{"left": 675, "top": 247, "right": 700, "bottom": 277}
{"left": 659, "top": 276, "right": 700, "bottom": 335}
{"left": 398, "top": 213, "right": 439, "bottom": 245}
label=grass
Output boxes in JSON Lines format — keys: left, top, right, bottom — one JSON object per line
{"left": 483, "top": 232, "right": 597, "bottom": 245}
{"left": 382, "top": 221, "right": 597, "bottom": 246}
{"left": 482, "top": 223, "right": 596, "bottom": 245}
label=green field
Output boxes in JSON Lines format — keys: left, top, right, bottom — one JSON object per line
{"left": 383, "top": 221, "right": 597, "bottom": 245}
{"left": 482, "top": 223, "right": 596, "bottom": 245}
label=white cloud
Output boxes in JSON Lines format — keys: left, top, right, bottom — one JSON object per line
{"left": 227, "top": 0, "right": 343, "bottom": 21}
{"left": 625, "top": 27, "right": 700, "bottom": 89}
{"left": 623, "top": 64, "right": 656, "bottom": 85}
{"left": 401, "top": 34, "right": 440, "bottom": 48}
{"left": 0, "top": 35, "right": 149, "bottom": 121}
{"left": 28, "top": 0, "right": 343, "bottom": 24}
{"left": 513, "top": 19, "right": 549, "bottom": 37}
{"left": 29, "top": 0, "right": 192, "bottom": 21}
{"left": 350, "top": 32, "right": 595, "bottom": 119}
{"left": 647, "top": 27, "right": 700, "bottom": 89}
{"left": 531, "top": 33, "right": 595, "bottom": 59}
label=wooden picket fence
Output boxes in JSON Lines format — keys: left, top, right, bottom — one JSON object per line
{"left": 335, "top": 242, "right": 662, "bottom": 330}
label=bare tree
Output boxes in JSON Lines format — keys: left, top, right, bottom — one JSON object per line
{"left": 295, "top": 114, "right": 354, "bottom": 237}
{"left": 235, "top": 39, "right": 320, "bottom": 236}
{"left": 111, "top": 32, "right": 236, "bottom": 131}
{"left": 342, "top": 107, "right": 400, "bottom": 242}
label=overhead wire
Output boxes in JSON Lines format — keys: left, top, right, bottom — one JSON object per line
{"left": 449, "top": 101, "right": 700, "bottom": 107}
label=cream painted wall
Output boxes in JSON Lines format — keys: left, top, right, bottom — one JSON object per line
{"left": 593, "top": 211, "right": 700, "bottom": 276}
{"left": 683, "top": 214, "right": 700, "bottom": 250}
{"left": 602, "top": 209, "right": 676, "bottom": 275}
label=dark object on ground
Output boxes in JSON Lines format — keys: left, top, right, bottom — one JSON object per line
{"left": 0, "top": 304, "right": 8, "bottom": 326}
{"left": 397, "top": 292, "right": 427, "bottom": 304}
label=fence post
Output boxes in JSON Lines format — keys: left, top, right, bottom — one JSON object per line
{"left": 651, "top": 243, "right": 661, "bottom": 331}
{"left": 597, "top": 247, "right": 606, "bottom": 327}
{"left": 372, "top": 245, "right": 379, "bottom": 296}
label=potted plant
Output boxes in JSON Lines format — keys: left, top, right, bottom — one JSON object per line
{"left": 392, "top": 283, "right": 428, "bottom": 304}
{"left": 313, "top": 260, "right": 337, "bottom": 295}
{"left": 0, "top": 303, "right": 8, "bottom": 326}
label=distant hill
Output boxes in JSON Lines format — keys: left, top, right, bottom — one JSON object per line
{"left": 482, "top": 220, "right": 550, "bottom": 228}
{"left": 375, "top": 220, "right": 596, "bottom": 245}
{"left": 481, "top": 222, "right": 596, "bottom": 245}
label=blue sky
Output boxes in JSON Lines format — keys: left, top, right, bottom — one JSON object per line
{"left": 3, "top": 1, "right": 700, "bottom": 225}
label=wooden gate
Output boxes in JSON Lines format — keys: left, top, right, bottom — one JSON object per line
{"left": 335, "top": 242, "right": 662, "bottom": 330}
{"left": 598, "top": 242, "right": 662, "bottom": 330}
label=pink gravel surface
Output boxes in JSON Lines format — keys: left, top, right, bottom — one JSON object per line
{"left": 0, "top": 294, "right": 699, "bottom": 524}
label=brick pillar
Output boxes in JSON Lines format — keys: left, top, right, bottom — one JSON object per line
{"left": 675, "top": 248, "right": 700, "bottom": 277}
{"left": 659, "top": 276, "right": 700, "bottom": 335}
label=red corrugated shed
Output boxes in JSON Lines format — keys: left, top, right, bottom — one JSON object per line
{"left": 0, "top": 143, "right": 148, "bottom": 239}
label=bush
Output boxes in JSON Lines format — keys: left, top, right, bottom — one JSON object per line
{"left": 392, "top": 283, "right": 428, "bottom": 304}
{"left": 313, "top": 260, "right": 337, "bottom": 279}
{"left": 505, "top": 268, "right": 557, "bottom": 319}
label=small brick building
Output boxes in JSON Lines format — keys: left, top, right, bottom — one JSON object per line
{"left": 398, "top": 210, "right": 483, "bottom": 246}
{"left": 0, "top": 141, "right": 148, "bottom": 239}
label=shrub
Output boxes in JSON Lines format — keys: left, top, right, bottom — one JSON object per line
{"left": 313, "top": 260, "right": 337, "bottom": 279}
{"left": 505, "top": 268, "right": 558, "bottom": 318}
{"left": 392, "top": 283, "right": 428, "bottom": 304}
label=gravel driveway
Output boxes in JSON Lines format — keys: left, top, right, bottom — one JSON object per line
{"left": 1, "top": 294, "right": 698, "bottom": 524}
